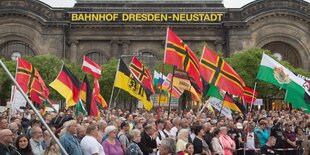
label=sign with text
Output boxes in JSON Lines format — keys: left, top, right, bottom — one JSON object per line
{"left": 208, "top": 97, "right": 232, "bottom": 119}
{"left": 70, "top": 13, "right": 224, "bottom": 23}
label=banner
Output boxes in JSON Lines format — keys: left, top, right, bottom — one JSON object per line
{"left": 208, "top": 97, "right": 232, "bottom": 119}
{"left": 11, "top": 86, "right": 27, "bottom": 113}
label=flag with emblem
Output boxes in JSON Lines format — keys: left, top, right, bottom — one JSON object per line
{"left": 200, "top": 47, "right": 245, "bottom": 96}
{"left": 50, "top": 65, "right": 80, "bottom": 108}
{"left": 130, "top": 56, "right": 155, "bottom": 94}
{"left": 164, "top": 27, "right": 203, "bottom": 92}
{"left": 257, "top": 53, "right": 310, "bottom": 112}
{"left": 82, "top": 56, "right": 102, "bottom": 79}
{"left": 162, "top": 73, "right": 184, "bottom": 98}
{"left": 243, "top": 87, "right": 258, "bottom": 103}
{"left": 113, "top": 59, "right": 153, "bottom": 111}
{"left": 16, "top": 58, "right": 52, "bottom": 105}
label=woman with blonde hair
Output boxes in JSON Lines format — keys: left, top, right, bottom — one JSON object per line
{"left": 176, "top": 129, "right": 190, "bottom": 153}
{"left": 42, "top": 138, "right": 60, "bottom": 155}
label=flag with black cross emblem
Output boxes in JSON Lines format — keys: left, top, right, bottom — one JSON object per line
{"left": 16, "top": 58, "right": 52, "bottom": 106}
{"left": 130, "top": 56, "right": 155, "bottom": 94}
{"left": 164, "top": 27, "right": 203, "bottom": 92}
{"left": 200, "top": 47, "right": 245, "bottom": 97}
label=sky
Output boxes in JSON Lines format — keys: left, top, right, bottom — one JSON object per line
{"left": 40, "top": 0, "right": 310, "bottom": 8}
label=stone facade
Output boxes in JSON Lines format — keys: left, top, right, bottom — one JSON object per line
{"left": 0, "top": 0, "right": 309, "bottom": 71}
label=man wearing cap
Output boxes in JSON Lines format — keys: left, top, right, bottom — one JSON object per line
{"left": 235, "top": 123, "right": 245, "bottom": 155}
{"left": 117, "top": 121, "right": 130, "bottom": 152}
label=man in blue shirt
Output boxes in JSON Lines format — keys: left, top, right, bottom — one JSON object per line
{"left": 60, "top": 120, "right": 82, "bottom": 155}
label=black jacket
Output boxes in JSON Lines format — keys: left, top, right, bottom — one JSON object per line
{"left": 138, "top": 131, "right": 157, "bottom": 155}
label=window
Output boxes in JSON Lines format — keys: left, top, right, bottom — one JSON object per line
{"left": 0, "top": 41, "right": 35, "bottom": 60}
{"left": 137, "top": 50, "right": 157, "bottom": 67}
{"left": 85, "top": 52, "right": 108, "bottom": 65}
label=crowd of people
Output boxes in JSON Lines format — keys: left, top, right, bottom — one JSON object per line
{"left": 0, "top": 107, "right": 309, "bottom": 155}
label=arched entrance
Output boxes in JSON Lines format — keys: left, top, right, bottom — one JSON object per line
{"left": 262, "top": 41, "right": 301, "bottom": 68}
{"left": 0, "top": 40, "right": 35, "bottom": 60}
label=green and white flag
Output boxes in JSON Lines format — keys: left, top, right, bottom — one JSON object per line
{"left": 256, "top": 53, "right": 310, "bottom": 112}
{"left": 75, "top": 99, "right": 87, "bottom": 118}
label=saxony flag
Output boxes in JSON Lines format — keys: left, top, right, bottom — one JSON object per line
{"left": 256, "top": 53, "right": 310, "bottom": 112}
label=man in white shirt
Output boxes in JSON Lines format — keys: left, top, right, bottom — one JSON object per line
{"left": 81, "top": 124, "right": 105, "bottom": 155}
{"left": 170, "top": 117, "right": 181, "bottom": 138}
{"left": 30, "top": 126, "right": 44, "bottom": 155}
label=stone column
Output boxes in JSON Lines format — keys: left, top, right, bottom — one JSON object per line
{"left": 120, "top": 41, "right": 130, "bottom": 56}
{"left": 215, "top": 40, "right": 224, "bottom": 52}
{"left": 69, "top": 40, "right": 78, "bottom": 63}
{"left": 110, "top": 40, "right": 120, "bottom": 57}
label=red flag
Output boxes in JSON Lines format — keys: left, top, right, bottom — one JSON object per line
{"left": 129, "top": 56, "right": 155, "bottom": 94}
{"left": 164, "top": 27, "right": 203, "bottom": 91}
{"left": 200, "top": 47, "right": 245, "bottom": 96}
{"left": 90, "top": 79, "right": 108, "bottom": 118}
{"left": 16, "top": 58, "right": 51, "bottom": 104}
{"left": 243, "top": 87, "right": 258, "bottom": 103}
{"left": 82, "top": 56, "right": 102, "bottom": 79}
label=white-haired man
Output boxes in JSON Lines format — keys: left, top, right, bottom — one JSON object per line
{"left": 59, "top": 120, "right": 82, "bottom": 155}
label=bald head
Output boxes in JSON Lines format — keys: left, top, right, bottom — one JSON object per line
{"left": 0, "top": 129, "right": 13, "bottom": 146}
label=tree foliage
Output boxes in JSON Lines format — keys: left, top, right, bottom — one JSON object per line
{"left": 0, "top": 48, "right": 309, "bottom": 108}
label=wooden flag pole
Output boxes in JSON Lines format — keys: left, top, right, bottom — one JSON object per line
{"left": 0, "top": 60, "right": 68, "bottom": 155}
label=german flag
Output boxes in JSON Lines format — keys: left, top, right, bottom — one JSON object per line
{"left": 223, "top": 93, "right": 246, "bottom": 115}
{"left": 114, "top": 59, "right": 153, "bottom": 111}
{"left": 243, "top": 87, "right": 258, "bottom": 103}
{"left": 79, "top": 75, "right": 92, "bottom": 113}
{"left": 16, "top": 58, "right": 51, "bottom": 105}
{"left": 164, "top": 27, "right": 203, "bottom": 92}
{"left": 50, "top": 65, "right": 80, "bottom": 108}
{"left": 130, "top": 56, "right": 155, "bottom": 94}
{"left": 200, "top": 47, "right": 245, "bottom": 97}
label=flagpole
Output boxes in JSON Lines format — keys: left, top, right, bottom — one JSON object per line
{"left": 0, "top": 60, "right": 68, "bottom": 155}
{"left": 168, "top": 66, "right": 176, "bottom": 116}
{"left": 108, "top": 58, "right": 120, "bottom": 110}
{"left": 217, "top": 101, "right": 224, "bottom": 120}
{"left": 156, "top": 26, "right": 169, "bottom": 128}
{"left": 249, "top": 82, "right": 257, "bottom": 113}
{"left": 112, "top": 89, "right": 121, "bottom": 108}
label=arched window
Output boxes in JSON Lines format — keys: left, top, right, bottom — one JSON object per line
{"left": 262, "top": 41, "right": 301, "bottom": 68}
{"left": 85, "top": 52, "right": 108, "bottom": 65}
{"left": 137, "top": 50, "right": 158, "bottom": 67}
{"left": 0, "top": 41, "right": 35, "bottom": 60}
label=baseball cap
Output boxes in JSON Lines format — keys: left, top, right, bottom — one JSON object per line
{"left": 236, "top": 123, "right": 243, "bottom": 129}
